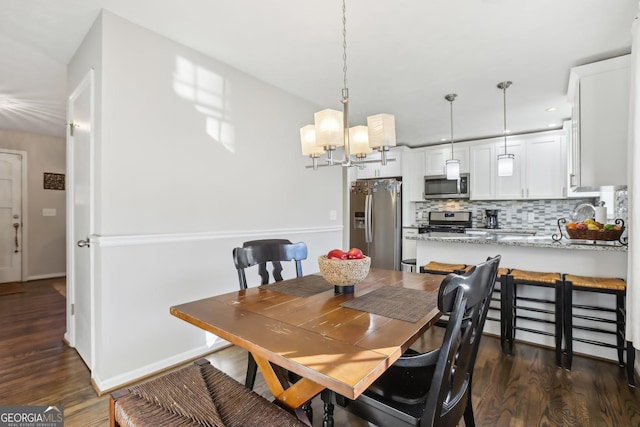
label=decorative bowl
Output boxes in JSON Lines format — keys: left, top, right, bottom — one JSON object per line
{"left": 566, "top": 226, "right": 624, "bottom": 241}
{"left": 318, "top": 255, "right": 371, "bottom": 286}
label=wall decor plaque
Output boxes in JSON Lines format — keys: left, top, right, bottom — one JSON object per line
{"left": 44, "top": 173, "right": 65, "bottom": 190}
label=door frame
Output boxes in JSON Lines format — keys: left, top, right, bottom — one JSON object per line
{"left": 0, "top": 149, "right": 28, "bottom": 282}
{"left": 65, "top": 69, "right": 96, "bottom": 367}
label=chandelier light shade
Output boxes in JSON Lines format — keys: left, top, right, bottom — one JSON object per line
{"left": 349, "top": 125, "right": 372, "bottom": 158}
{"left": 300, "top": 0, "right": 396, "bottom": 169}
{"left": 300, "top": 124, "right": 325, "bottom": 170}
{"left": 367, "top": 113, "right": 396, "bottom": 165}
{"left": 497, "top": 81, "right": 514, "bottom": 177}
{"left": 444, "top": 93, "right": 460, "bottom": 180}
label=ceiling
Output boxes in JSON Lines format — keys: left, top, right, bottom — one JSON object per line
{"left": 0, "top": 0, "right": 637, "bottom": 146}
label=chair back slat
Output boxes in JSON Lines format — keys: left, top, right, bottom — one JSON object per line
{"left": 233, "top": 240, "right": 308, "bottom": 289}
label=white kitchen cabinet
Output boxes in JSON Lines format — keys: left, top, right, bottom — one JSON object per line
{"left": 469, "top": 141, "right": 496, "bottom": 200}
{"left": 495, "top": 139, "right": 526, "bottom": 199}
{"left": 525, "top": 135, "right": 566, "bottom": 199}
{"left": 469, "top": 131, "right": 566, "bottom": 200}
{"left": 402, "top": 149, "right": 426, "bottom": 201}
{"left": 424, "top": 143, "right": 469, "bottom": 176}
{"left": 356, "top": 148, "right": 402, "bottom": 179}
{"left": 567, "top": 55, "right": 630, "bottom": 190}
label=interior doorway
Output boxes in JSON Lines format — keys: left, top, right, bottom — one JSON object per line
{"left": 0, "top": 151, "right": 26, "bottom": 283}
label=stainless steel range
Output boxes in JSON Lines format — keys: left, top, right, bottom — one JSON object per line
{"left": 419, "top": 211, "right": 473, "bottom": 236}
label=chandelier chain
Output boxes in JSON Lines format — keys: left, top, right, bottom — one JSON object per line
{"left": 342, "top": 0, "right": 348, "bottom": 93}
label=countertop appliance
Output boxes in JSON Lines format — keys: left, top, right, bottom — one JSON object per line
{"left": 350, "top": 178, "right": 402, "bottom": 270}
{"left": 424, "top": 211, "right": 473, "bottom": 236}
{"left": 424, "top": 173, "right": 469, "bottom": 199}
{"left": 485, "top": 209, "right": 499, "bottom": 229}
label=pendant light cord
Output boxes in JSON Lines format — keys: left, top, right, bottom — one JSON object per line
{"left": 498, "top": 81, "right": 512, "bottom": 155}
{"left": 445, "top": 93, "right": 457, "bottom": 160}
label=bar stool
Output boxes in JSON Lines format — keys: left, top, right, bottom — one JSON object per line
{"left": 490, "top": 268, "right": 509, "bottom": 351}
{"left": 563, "top": 274, "right": 635, "bottom": 386}
{"left": 502, "top": 269, "right": 563, "bottom": 366}
{"left": 420, "top": 261, "right": 469, "bottom": 275}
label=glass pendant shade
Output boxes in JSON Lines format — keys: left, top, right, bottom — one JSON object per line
{"left": 497, "top": 153, "right": 515, "bottom": 176}
{"left": 314, "top": 109, "right": 344, "bottom": 148}
{"left": 349, "top": 125, "right": 372, "bottom": 157}
{"left": 445, "top": 159, "right": 461, "bottom": 180}
{"left": 300, "top": 125, "right": 324, "bottom": 156}
{"left": 366, "top": 114, "right": 397, "bottom": 149}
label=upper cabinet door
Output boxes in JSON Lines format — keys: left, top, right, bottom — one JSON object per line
{"left": 425, "top": 144, "right": 469, "bottom": 176}
{"left": 526, "top": 135, "right": 565, "bottom": 199}
{"left": 469, "top": 142, "right": 495, "bottom": 200}
{"left": 495, "top": 140, "right": 525, "bottom": 199}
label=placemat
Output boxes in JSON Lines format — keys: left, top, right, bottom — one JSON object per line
{"left": 260, "top": 275, "right": 333, "bottom": 298}
{"left": 340, "top": 286, "right": 437, "bottom": 323}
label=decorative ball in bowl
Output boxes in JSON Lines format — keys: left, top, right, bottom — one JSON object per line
{"left": 318, "top": 255, "right": 371, "bottom": 286}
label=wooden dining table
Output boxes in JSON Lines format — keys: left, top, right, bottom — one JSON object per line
{"left": 170, "top": 268, "right": 443, "bottom": 426}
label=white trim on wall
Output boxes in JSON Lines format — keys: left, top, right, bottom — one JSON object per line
{"left": 92, "top": 226, "right": 343, "bottom": 247}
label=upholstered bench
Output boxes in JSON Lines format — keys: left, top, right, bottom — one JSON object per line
{"left": 110, "top": 358, "right": 307, "bottom": 427}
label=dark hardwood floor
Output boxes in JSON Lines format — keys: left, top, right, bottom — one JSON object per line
{"left": 1, "top": 279, "right": 639, "bottom": 426}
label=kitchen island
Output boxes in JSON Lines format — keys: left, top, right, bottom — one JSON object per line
{"left": 409, "top": 233, "right": 627, "bottom": 279}
{"left": 408, "top": 233, "right": 628, "bottom": 362}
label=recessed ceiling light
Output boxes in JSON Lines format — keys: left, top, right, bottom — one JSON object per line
{"left": 548, "top": 123, "right": 557, "bottom": 128}
{"left": 440, "top": 138, "right": 447, "bottom": 141}
{"left": 546, "top": 107, "right": 557, "bottom": 112}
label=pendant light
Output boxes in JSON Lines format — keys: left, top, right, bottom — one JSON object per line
{"left": 497, "top": 81, "right": 514, "bottom": 177}
{"left": 444, "top": 93, "right": 460, "bottom": 180}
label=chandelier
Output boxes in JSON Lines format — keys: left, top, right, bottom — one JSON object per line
{"left": 300, "top": 0, "right": 396, "bottom": 170}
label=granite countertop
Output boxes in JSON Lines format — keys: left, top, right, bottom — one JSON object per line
{"left": 406, "top": 233, "right": 627, "bottom": 252}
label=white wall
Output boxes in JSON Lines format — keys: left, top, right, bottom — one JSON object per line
{"left": 69, "top": 11, "right": 344, "bottom": 392}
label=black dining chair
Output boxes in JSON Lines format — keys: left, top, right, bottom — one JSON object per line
{"left": 232, "top": 239, "right": 311, "bottom": 418}
{"left": 336, "top": 255, "right": 501, "bottom": 427}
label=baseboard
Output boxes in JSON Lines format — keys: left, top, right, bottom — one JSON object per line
{"left": 26, "top": 273, "right": 66, "bottom": 281}
{"left": 91, "top": 340, "right": 230, "bottom": 395}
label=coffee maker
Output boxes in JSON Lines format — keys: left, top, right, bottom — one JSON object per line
{"left": 485, "top": 209, "right": 499, "bottom": 229}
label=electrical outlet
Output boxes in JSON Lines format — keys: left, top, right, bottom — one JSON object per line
{"left": 527, "top": 212, "right": 535, "bottom": 222}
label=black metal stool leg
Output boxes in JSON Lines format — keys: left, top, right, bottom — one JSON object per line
{"left": 555, "top": 279, "right": 563, "bottom": 367}
{"left": 564, "top": 280, "right": 573, "bottom": 370}
{"left": 627, "top": 341, "right": 637, "bottom": 388}
{"left": 616, "top": 292, "right": 625, "bottom": 367}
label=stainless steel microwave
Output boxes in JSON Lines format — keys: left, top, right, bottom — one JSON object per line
{"left": 423, "top": 173, "right": 470, "bottom": 199}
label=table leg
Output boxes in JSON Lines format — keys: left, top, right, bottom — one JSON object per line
{"left": 321, "top": 389, "right": 335, "bottom": 427}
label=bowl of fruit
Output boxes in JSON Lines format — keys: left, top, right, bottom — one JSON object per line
{"left": 318, "top": 248, "right": 371, "bottom": 292}
{"left": 565, "top": 218, "right": 624, "bottom": 241}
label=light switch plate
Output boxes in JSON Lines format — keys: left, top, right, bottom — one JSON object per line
{"left": 329, "top": 210, "right": 337, "bottom": 220}
{"left": 43, "top": 208, "right": 56, "bottom": 217}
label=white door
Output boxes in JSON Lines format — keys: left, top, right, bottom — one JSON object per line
{"left": 0, "top": 153, "right": 22, "bottom": 283}
{"left": 68, "top": 70, "right": 94, "bottom": 369}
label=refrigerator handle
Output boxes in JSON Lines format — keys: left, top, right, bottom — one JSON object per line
{"left": 365, "top": 194, "right": 373, "bottom": 243}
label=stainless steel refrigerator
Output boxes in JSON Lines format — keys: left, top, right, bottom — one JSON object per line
{"left": 350, "top": 178, "right": 402, "bottom": 270}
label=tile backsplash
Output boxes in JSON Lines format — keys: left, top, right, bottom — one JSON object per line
{"left": 414, "top": 191, "right": 628, "bottom": 235}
